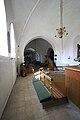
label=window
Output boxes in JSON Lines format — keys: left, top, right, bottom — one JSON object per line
{"left": 10, "top": 23, "right": 16, "bottom": 58}
{"left": 7, "top": 31, "right": 11, "bottom": 53}
{"left": 0, "top": 0, "right": 8, "bottom": 56}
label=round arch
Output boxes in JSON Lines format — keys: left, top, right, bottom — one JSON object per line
{"left": 24, "top": 37, "right": 54, "bottom": 64}
{"left": 21, "top": 35, "right": 58, "bottom": 56}
{"left": 18, "top": 34, "right": 60, "bottom": 63}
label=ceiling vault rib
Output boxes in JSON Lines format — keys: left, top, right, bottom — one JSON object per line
{"left": 18, "top": 0, "right": 41, "bottom": 47}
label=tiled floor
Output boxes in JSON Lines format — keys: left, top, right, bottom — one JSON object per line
{"left": 1, "top": 74, "right": 80, "bottom": 120}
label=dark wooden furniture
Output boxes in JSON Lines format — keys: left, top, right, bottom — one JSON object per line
{"left": 65, "top": 66, "right": 80, "bottom": 108}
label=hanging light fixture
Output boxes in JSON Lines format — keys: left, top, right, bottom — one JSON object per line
{"left": 55, "top": 0, "right": 68, "bottom": 38}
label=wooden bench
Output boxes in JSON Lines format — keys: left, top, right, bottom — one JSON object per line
{"left": 40, "top": 71, "right": 67, "bottom": 100}
{"left": 33, "top": 71, "right": 68, "bottom": 108}
{"left": 33, "top": 75, "right": 51, "bottom": 103}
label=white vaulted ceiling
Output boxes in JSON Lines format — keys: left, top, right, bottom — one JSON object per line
{"left": 4, "top": 0, "right": 80, "bottom": 64}
{"left": 9, "top": 0, "right": 80, "bottom": 42}
{"left": 11, "top": 0, "right": 59, "bottom": 45}
{"left": 11, "top": 0, "right": 38, "bottom": 42}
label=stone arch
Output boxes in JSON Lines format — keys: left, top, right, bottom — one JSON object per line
{"left": 21, "top": 35, "right": 58, "bottom": 57}
{"left": 19, "top": 34, "right": 60, "bottom": 64}
{"left": 24, "top": 37, "right": 53, "bottom": 64}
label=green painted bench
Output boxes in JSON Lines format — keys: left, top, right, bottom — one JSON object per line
{"left": 33, "top": 77, "right": 51, "bottom": 102}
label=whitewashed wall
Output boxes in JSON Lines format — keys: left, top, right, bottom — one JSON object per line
{"left": 0, "top": 56, "right": 16, "bottom": 118}
{"left": 0, "top": 0, "right": 17, "bottom": 118}
{"left": 10, "top": 0, "right": 80, "bottom": 66}
{"left": 1, "top": 1, "right": 80, "bottom": 118}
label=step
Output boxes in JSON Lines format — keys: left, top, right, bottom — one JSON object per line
{"left": 42, "top": 97, "right": 68, "bottom": 109}
{"left": 52, "top": 86, "right": 65, "bottom": 99}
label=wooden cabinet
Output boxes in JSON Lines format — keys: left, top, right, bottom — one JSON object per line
{"left": 65, "top": 66, "right": 80, "bottom": 108}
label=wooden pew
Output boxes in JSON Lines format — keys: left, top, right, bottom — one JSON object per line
{"left": 40, "top": 71, "right": 67, "bottom": 100}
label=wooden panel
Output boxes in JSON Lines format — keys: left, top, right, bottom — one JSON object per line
{"left": 65, "top": 67, "right": 80, "bottom": 108}
{"left": 51, "top": 74, "right": 66, "bottom": 96}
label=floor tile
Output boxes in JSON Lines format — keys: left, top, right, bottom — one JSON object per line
{"left": 1, "top": 74, "right": 80, "bottom": 120}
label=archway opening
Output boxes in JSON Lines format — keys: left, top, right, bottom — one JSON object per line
{"left": 24, "top": 38, "right": 57, "bottom": 72}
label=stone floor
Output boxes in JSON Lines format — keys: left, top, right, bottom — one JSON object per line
{"left": 1, "top": 73, "right": 80, "bottom": 120}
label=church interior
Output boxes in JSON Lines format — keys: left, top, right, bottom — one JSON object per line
{"left": 0, "top": 0, "right": 80, "bottom": 119}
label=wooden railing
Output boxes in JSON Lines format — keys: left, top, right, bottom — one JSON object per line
{"left": 40, "top": 70, "right": 65, "bottom": 99}
{"left": 40, "top": 71, "right": 53, "bottom": 97}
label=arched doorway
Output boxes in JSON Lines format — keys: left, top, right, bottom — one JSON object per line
{"left": 24, "top": 38, "right": 56, "bottom": 71}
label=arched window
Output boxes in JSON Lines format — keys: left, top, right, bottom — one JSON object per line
{"left": 0, "top": 0, "right": 8, "bottom": 56}
{"left": 10, "top": 23, "right": 16, "bottom": 58}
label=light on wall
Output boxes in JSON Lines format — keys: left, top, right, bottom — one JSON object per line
{"left": 0, "top": 0, "right": 8, "bottom": 56}
{"left": 10, "top": 23, "right": 16, "bottom": 58}
{"left": 55, "top": 0, "right": 68, "bottom": 38}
